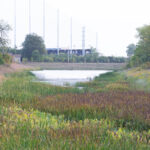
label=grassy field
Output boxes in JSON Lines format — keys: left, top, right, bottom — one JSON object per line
{"left": 0, "top": 68, "right": 150, "bottom": 149}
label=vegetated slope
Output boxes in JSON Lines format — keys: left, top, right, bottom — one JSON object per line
{"left": 0, "top": 69, "right": 150, "bottom": 149}
{"left": 0, "top": 63, "right": 32, "bottom": 82}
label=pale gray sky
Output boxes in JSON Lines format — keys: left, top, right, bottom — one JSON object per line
{"left": 0, "top": 0, "right": 150, "bottom": 56}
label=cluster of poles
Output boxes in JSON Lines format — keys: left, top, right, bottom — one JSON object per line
{"left": 13, "top": 0, "right": 98, "bottom": 61}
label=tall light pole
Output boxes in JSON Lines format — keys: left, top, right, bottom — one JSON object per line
{"left": 70, "top": 17, "right": 72, "bottom": 57}
{"left": 67, "top": 50, "right": 70, "bottom": 63}
{"left": 57, "top": 9, "right": 60, "bottom": 55}
{"left": 96, "top": 32, "right": 98, "bottom": 52}
{"left": 29, "top": 0, "right": 31, "bottom": 34}
{"left": 82, "top": 26, "right": 85, "bottom": 56}
{"left": 68, "top": 17, "right": 73, "bottom": 63}
{"left": 43, "top": 0, "right": 45, "bottom": 41}
{"left": 14, "top": 0, "right": 16, "bottom": 48}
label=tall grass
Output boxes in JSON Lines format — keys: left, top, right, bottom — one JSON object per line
{"left": 34, "top": 91, "right": 150, "bottom": 131}
{"left": 0, "top": 106, "right": 149, "bottom": 150}
{"left": 0, "top": 71, "right": 82, "bottom": 104}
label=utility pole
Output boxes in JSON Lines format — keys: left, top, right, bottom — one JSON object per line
{"left": 29, "top": 0, "right": 31, "bottom": 34}
{"left": 96, "top": 32, "right": 98, "bottom": 52}
{"left": 67, "top": 49, "right": 70, "bottom": 63}
{"left": 14, "top": 0, "right": 16, "bottom": 48}
{"left": 70, "top": 17, "right": 72, "bottom": 59}
{"left": 57, "top": 9, "right": 60, "bottom": 55}
{"left": 68, "top": 17, "right": 73, "bottom": 63}
{"left": 43, "top": 0, "right": 45, "bottom": 41}
{"left": 82, "top": 26, "right": 85, "bottom": 57}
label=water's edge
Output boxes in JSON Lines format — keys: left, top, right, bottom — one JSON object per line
{"left": 31, "top": 70, "right": 110, "bottom": 86}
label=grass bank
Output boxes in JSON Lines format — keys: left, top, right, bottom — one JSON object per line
{"left": 0, "top": 63, "right": 32, "bottom": 82}
{"left": 0, "top": 69, "right": 150, "bottom": 149}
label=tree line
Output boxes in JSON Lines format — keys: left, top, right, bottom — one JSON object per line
{"left": 19, "top": 33, "right": 126, "bottom": 63}
{"left": 0, "top": 20, "right": 128, "bottom": 64}
{"left": 2, "top": 19, "right": 150, "bottom": 66}
{"left": 127, "top": 24, "right": 150, "bottom": 67}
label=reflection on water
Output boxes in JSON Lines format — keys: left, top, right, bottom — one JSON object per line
{"left": 31, "top": 70, "right": 110, "bottom": 86}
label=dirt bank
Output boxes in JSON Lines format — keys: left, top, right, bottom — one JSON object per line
{"left": 0, "top": 63, "right": 32, "bottom": 82}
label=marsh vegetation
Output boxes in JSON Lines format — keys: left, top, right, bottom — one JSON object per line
{"left": 0, "top": 68, "right": 150, "bottom": 149}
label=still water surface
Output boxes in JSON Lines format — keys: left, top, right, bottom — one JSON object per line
{"left": 31, "top": 70, "right": 109, "bottom": 86}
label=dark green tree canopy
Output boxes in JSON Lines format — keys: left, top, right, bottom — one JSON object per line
{"left": 128, "top": 24, "right": 150, "bottom": 67}
{"left": 32, "top": 50, "right": 40, "bottom": 61}
{"left": 135, "top": 25, "right": 150, "bottom": 63}
{"left": 22, "top": 33, "right": 46, "bottom": 60}
{"left": 126, "top": 43, "right": 136, "bottom": 57}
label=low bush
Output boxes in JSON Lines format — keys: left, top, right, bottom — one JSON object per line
{"left": 0, "top": 52, "right": 12, "bottom": 65}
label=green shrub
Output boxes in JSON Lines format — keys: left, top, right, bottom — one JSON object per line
{"left": 32, "top": 50, "right": 40, "bottom": 62}
{"left": 22, "top": 58, "right": 28, "bottom": 62}
{"left": 3, "top": 53, "right": 12, "bottom": 64}
{"left": 0, "top": 52, "right": 12, "bottom": 65}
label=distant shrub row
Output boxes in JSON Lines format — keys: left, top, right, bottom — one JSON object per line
{"left": 22, "top": 53, "right": 127, "bottom": 63}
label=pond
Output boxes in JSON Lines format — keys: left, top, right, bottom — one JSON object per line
{"left": 31, "top": 70, "right": 110, "bottom": 86}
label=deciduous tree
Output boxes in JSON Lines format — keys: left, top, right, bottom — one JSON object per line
{"left": 0, "top": 20, "right": 11, "bottom": 52}
{"left": 126, "top": 44, "right": 136, "bottom": 57}
{"left": 22, "top": 33, "right": 46, "bottom": 60}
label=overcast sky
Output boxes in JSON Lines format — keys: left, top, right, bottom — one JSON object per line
{"left": 0, "top": 0, "right": 150, "bottom": 56}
